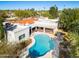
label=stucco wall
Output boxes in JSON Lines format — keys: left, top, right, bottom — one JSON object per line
{"left": 7, "top": 27, "right": 29, "bottom": 43}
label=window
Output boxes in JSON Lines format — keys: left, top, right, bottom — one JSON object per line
{"left": 19, "top": 34, "right": 25, "bottom": 40}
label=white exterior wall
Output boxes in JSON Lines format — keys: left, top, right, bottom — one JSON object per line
{"left": 34, "top": 19, "right": 58, "bottom": 31}
{"left": 52, "top": 21, "right": 58, "bottom": 34}
{"left": 7, "top": 27, "right": 29, "bottom": 43}
{"left": 15, "top": 28, "right": 29, "bottom": 42}
{"left": 7, "top": 31, "right": 16, "bottom": 43}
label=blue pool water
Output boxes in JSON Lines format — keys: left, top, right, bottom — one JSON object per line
{"left": 29, "top": 34, "right": 56, "bottom": 58}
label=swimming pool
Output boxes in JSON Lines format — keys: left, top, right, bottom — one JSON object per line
{"left": 29, "top": 34, "right": 56, "bottom": 58}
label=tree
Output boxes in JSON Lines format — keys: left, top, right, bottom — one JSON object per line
{"left": 0, "top": 17, "right": 5, "bottom": 42}
{"left": 0, "top": 10, "right": 8, "bottom": 18}
{"left": 0, "top": 10, "right": 8, "bottom": 42}
{"left": 59, "top": 8, "right": 79, "bottom": 33}
{"left": 59, "top": 8, "right": 79, "bottom": 57}
{"left": 67, "top": 32, "right": 79, "bottom": 57}
{"left": 40, "top": 11, "right": 52, "bottom": 19}
{"left": 49, "top": 5, "right": 58, "bottom": 19}
{"left": 14, "top": 9, "right": 37, "bottom": 19}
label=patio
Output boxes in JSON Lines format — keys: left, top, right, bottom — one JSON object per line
{"left": 30, "top": 27, "right": 54, "bottom": 35}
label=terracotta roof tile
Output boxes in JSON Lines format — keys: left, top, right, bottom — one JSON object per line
{"left": 10, "top": 17, "right": 37, "bottom": 25}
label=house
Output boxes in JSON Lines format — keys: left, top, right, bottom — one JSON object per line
{"left": 3, "top": 17, "right": 59, "bottom": 43}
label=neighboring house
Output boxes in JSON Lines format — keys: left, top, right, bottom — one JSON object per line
{"left": 3, "top": 17, "right": 59, "bottom": 43}
{"left": 6, "top": 11, "right": 18, "bottom": 22}
{"left": 7, "top": 11, "right": 15, "bottom": 18}
{"left": 5, "top": 17, "right": 18, "bottom": 21}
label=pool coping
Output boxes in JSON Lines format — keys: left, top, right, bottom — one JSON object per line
{"left": 27, "top": 36, "right": 35, "bottom": 49}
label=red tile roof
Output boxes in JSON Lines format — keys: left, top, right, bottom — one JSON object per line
{"left": 11, "top": 17, "right": 37, "bottom": 25}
